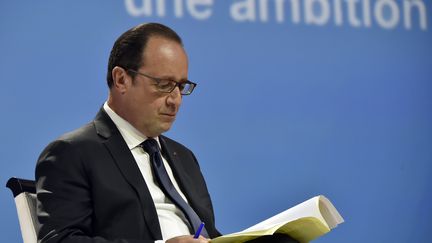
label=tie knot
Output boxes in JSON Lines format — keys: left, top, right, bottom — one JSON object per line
{"left": 140, "top": 138, "right": 160, "bottom": 155}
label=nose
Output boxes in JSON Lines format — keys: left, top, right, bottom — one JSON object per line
{"left": 166, "top": 86, "right": 182, "bottom": 107}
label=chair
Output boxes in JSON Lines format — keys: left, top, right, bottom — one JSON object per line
{"left": 6, "top": 177, "right": 38, "bottom": 243}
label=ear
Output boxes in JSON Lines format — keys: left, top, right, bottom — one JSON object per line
{"left": 111, "top": 66, "right": 131, "bottom": 93}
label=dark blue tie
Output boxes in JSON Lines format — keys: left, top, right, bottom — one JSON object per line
{"left": 140, "top": 138, "right": 208, "bottom": 238}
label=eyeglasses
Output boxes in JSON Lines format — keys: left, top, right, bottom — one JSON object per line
{"left": 127, "top": 69, "right": 197, "bottom": 95}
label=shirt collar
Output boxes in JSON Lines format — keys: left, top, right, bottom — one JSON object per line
{"left": 103, "top": 101, "right": 161, "bottom": 150}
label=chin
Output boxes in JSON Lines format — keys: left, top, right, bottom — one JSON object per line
{"left": 158, "top": 123, "right": 173, "bottom": 134}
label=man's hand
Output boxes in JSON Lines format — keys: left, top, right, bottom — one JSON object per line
{"left": 166, "top": 235, "right": 210, "bottom": 243}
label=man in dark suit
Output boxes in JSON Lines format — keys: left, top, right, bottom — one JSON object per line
{"left": 36, "top": 23, "right": 298, "bottom": 243}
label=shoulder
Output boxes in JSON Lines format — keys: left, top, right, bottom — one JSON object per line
{"left": 36, "top": 121, "right": 103, "bottom": 168}
{"left": 51, "top": 107, "right": 115, "bottom": 146}
{"left": 57, "top": 121, "right": 99, "bottom": 144}
{"left": 43, "top": 118, "right": 108, "bottom": 153}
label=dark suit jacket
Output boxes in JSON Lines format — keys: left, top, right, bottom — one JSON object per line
{"left": 35, "top": 108, "right": 220, "bottom": 243}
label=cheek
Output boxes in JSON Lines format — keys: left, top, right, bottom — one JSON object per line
{"left": 131, "top": 89, "right": 168, "bottom": 116}
{"left": 130, "top": 96, "right": 153, "bottom": 116}
{"left": 141, "top": 98, "right": 164, "bottom": 116}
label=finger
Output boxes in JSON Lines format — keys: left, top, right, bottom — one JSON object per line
{"left": 195, "top": 235, "right": 209, "bottom": 242}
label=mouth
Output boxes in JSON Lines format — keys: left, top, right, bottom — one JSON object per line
{"left": 160, "top": 113, "right": 176, "bottom": 119}
{"left": 161, "top": 113, "right": 176, "bottom": 116}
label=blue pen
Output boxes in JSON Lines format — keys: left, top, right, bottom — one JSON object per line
{"left": 193, "top": 222, "right": 205, "bottom": 239}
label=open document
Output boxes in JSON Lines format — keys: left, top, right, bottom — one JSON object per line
{"left": 211, "top": 195, "right": 344, "bottom": 243}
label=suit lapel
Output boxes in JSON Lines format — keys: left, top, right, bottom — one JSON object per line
{"left": 159, "top": 136, "right": 202, "bottom": 218}
{"left": 94, "top": 109, "right": 162, "bottom": 240}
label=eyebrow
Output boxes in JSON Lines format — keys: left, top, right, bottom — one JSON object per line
{"left": 157, "top": 75, "right": 189, "bottom": 83}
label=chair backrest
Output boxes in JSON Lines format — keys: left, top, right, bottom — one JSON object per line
{"left": 6, "top": 177, "right": 38, "bottom": 243}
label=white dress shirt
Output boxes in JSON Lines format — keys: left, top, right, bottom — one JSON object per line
{"left": 103, "top": 102, "right": 192, "bottom": 242}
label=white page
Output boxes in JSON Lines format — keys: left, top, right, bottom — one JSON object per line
{"left": 242, "top": 196, "right": 327, "bottom": 233}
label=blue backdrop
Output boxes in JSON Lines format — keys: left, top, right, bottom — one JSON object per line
{"left": 1, "top": 1, "right": 431, "bottom": 242}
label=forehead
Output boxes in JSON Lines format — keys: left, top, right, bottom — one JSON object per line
{"left": 141, "top": 36, "right": 187, "bottom": 66}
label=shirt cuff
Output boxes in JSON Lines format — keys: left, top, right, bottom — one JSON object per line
{"left": 155, "top": 240, "right": 165, "bottom": 243}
